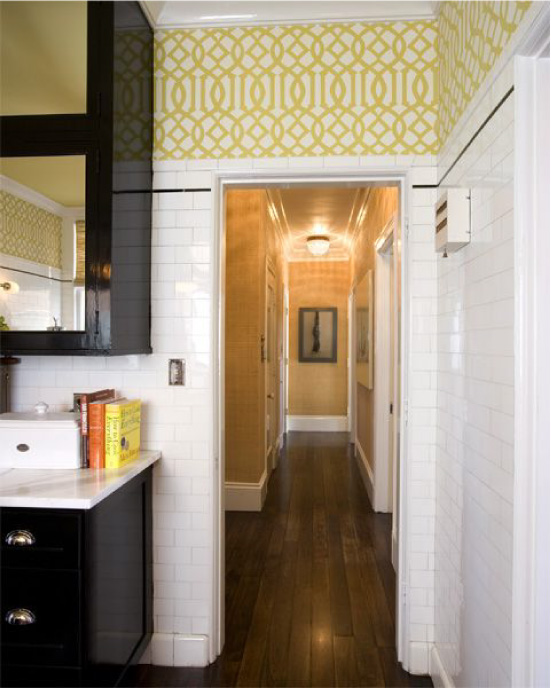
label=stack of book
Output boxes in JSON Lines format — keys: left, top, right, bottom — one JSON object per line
{"left": 74, "top": 389, "right": 141, "bottom": 469}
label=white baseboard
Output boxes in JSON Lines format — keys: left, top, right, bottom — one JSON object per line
{"left": 149, "top": 633, "right": 209, "bottom": 667}
{"left": 408, "top": 641, "right": 430, "bottom": 675}
{"left": 430, "top": 645, "right": 455, "bottom": 688}
{"left": 225, "top": 469, "right": 267, "bottom": 511}
{"left": 355, "top": 439, "right": 375, "bottom": 508}
{"left": 287, "top": 415, "right": 348, "bottom": 432}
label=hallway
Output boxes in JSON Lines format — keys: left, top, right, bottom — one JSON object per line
{"left": 135, "top": 433, "right": 432, "bottom": 688}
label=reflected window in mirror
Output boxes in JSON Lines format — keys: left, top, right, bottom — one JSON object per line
{"left": 0, "top": 1, "right": 87, "bottom": 116}
{"left": 0, "top": 155, "right": 86, "bottom": 332}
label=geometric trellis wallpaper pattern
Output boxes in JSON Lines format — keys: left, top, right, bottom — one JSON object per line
{"left": 114, "top": 28, "right": 152, "bottom": 162}
{"left": 154, "top": 20, "right": 439, "bottom": 159}
{"left": 0, "top": 191, "right": 62, "bottom": 269}
{"left": 438, "top": 1, "right": 531, "bottom": 142}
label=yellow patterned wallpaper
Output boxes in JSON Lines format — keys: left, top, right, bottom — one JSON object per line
{"left": 114, "top": 27, "right": 152, "bottom": 161}
{"left": 438, "top": 1, "right": 531, "bottom": 143}
{"left": 0, "top": 191, "right": 62, "bottom": 268}
{"left": 154, "top": 20, "right": 438, "bottom": 159}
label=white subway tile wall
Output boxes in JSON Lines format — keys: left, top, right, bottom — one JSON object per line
{"left": 434, "top": 69, "right": 517, "bottom": 687}
{"left": 7, "top": 154, "right": 438, "bottom": 669}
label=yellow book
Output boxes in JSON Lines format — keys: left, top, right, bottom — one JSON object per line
{"left": 105, "top": 399, "right": 141, "bottom": 468}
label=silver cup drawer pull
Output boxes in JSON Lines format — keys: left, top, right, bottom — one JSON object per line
{"left": 5, "top": 530, "right": 36, "bottom": 547}
{"left": 5, "top": 608, "right": 36, "bottom": 626}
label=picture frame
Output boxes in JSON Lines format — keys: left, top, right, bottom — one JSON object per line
{"left": 298, "top": 307, "right": 337, "bottom": 363}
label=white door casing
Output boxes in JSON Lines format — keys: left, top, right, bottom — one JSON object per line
{"left": 214, "top": 170, "right": 411, "bottom": 669}
{"left": 512, "top": 49, "right": 550, "bottom": 689}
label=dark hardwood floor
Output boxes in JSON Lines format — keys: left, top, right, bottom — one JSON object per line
{"left": 133, "top": 432, "right": 432, "bottom": 688}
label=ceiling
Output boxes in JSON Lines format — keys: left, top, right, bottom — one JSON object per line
{"left": 141, "top": 1, "right": 437, "bottom": 29}
{"left": 1, "top": 157, "right": 86, "bottom": 208}
{"left": 267, "top": 186, "right": 372, "bottom": 262}
{"left": 0, "top": 1, "right": 87, "bottom": 116}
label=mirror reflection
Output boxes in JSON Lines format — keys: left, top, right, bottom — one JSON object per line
{"left": 0, "top": 156, "right": 86, "bottom": 332}
{"left": 0, "top": 1, "right": 87, "bottom": 116}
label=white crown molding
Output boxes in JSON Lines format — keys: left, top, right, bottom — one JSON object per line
{"left": 152, "top": 15, "right": 437, "bottom": 30}
{"left": 138, "top": 0, "right": 159, "bottom": 28}
{"left": 144, "top": 1, "right": 437, "bottom": 30}
{"left": 0, "top": 175, "right": 83, "bottom": 219}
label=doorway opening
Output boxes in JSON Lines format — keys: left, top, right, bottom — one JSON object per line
{"left": 213, "top": 172, "right": 411, "bottom": 682}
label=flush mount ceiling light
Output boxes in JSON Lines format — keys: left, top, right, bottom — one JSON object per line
{"left": 1, "top": 281, "right": 19, "bottom": 294}
{"left": 306, "top": 235, "right": 330, "bottom": 257}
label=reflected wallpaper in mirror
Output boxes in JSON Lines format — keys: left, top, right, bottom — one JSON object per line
{"left": 0, "top": 155, "right": 86, "bottom": 332}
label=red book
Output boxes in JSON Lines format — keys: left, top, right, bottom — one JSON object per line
{"left": 88, "top": 396, "right": 121, "bottom": 469}
{"left": 79, "top": 389, "right": 115, "bottom": 468}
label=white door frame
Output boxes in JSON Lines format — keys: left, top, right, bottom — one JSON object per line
{"left": 212, "top": 169, "right": 411, "bottom": 667}
{"left": 512, "top": 42, "right": 550, "bottom": 689}
{"left": 283, "top": 287, "right": 289, "bottom": 437}
{"left": 372, "top": 217, "right": 396, "bottom": 514}
{"left": 347, "top": 291, "right": 356, "bottom": 440}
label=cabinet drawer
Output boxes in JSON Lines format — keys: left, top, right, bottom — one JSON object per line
{"left": 1, "top": 569, "right": 81, "bottom": 667}
{"left": 0, "top": 509, "right": 81, "bottom": 570}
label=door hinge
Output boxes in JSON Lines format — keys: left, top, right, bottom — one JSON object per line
{"left": 94, "top": 310, "right": 100, "bottom": 335}
{"left": 401, "top": 583, "right": 408, "bottom": 605}
{"left": 95, "top": 150, "right": 101, "bottom": 174}
{"left": 390, "top": 402, "right": 393, "bottom": 414}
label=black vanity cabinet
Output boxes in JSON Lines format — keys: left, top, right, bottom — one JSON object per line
{"left": 0, "top": 1, "right": 153, "bottom": 356}
{"left": 0, "top": 468, "right": 152, "bottom": 688}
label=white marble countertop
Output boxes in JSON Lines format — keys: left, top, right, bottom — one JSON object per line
{"left": 0, "top": 451, "right": 161, "bottom": 509}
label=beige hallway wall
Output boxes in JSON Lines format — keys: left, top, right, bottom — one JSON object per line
{"left": 225, "top": 189, "right": 266, "bottom": 484}
{"left": 225, "top": 189, "right": 286, "bottom": 485}
{"left": 352, "top": 186, "right": 398, "bottom": 472}
{"left": 288, "top": 260, "right": 350, "bottom": 417}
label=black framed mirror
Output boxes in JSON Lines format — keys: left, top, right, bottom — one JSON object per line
{"left": 0, "top": 141, "right": 100, "bottom": 353}
{"left": 0, "top": 2, "right": 153, "bottom": 356}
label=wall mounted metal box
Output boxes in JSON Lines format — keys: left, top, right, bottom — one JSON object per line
{"left": 435, "top": 188, "right": 471, "bottom": 254}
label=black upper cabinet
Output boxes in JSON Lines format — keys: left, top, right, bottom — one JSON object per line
{"left": 0, "top": 2, "right": 153, "bottom": 356}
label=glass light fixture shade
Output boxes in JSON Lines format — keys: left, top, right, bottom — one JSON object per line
{"left": 306, "top": 234, "right": 330, "bottom": 257}
{"left": 1, "top": 280, "right": 20, "bottom": 294}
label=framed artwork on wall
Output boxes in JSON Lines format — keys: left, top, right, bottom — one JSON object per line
{"left": 298, "top": 307, "right": 337, "bottom": 363}
{"left": 356, "top": 269, "right": 374, "bottom": 389}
